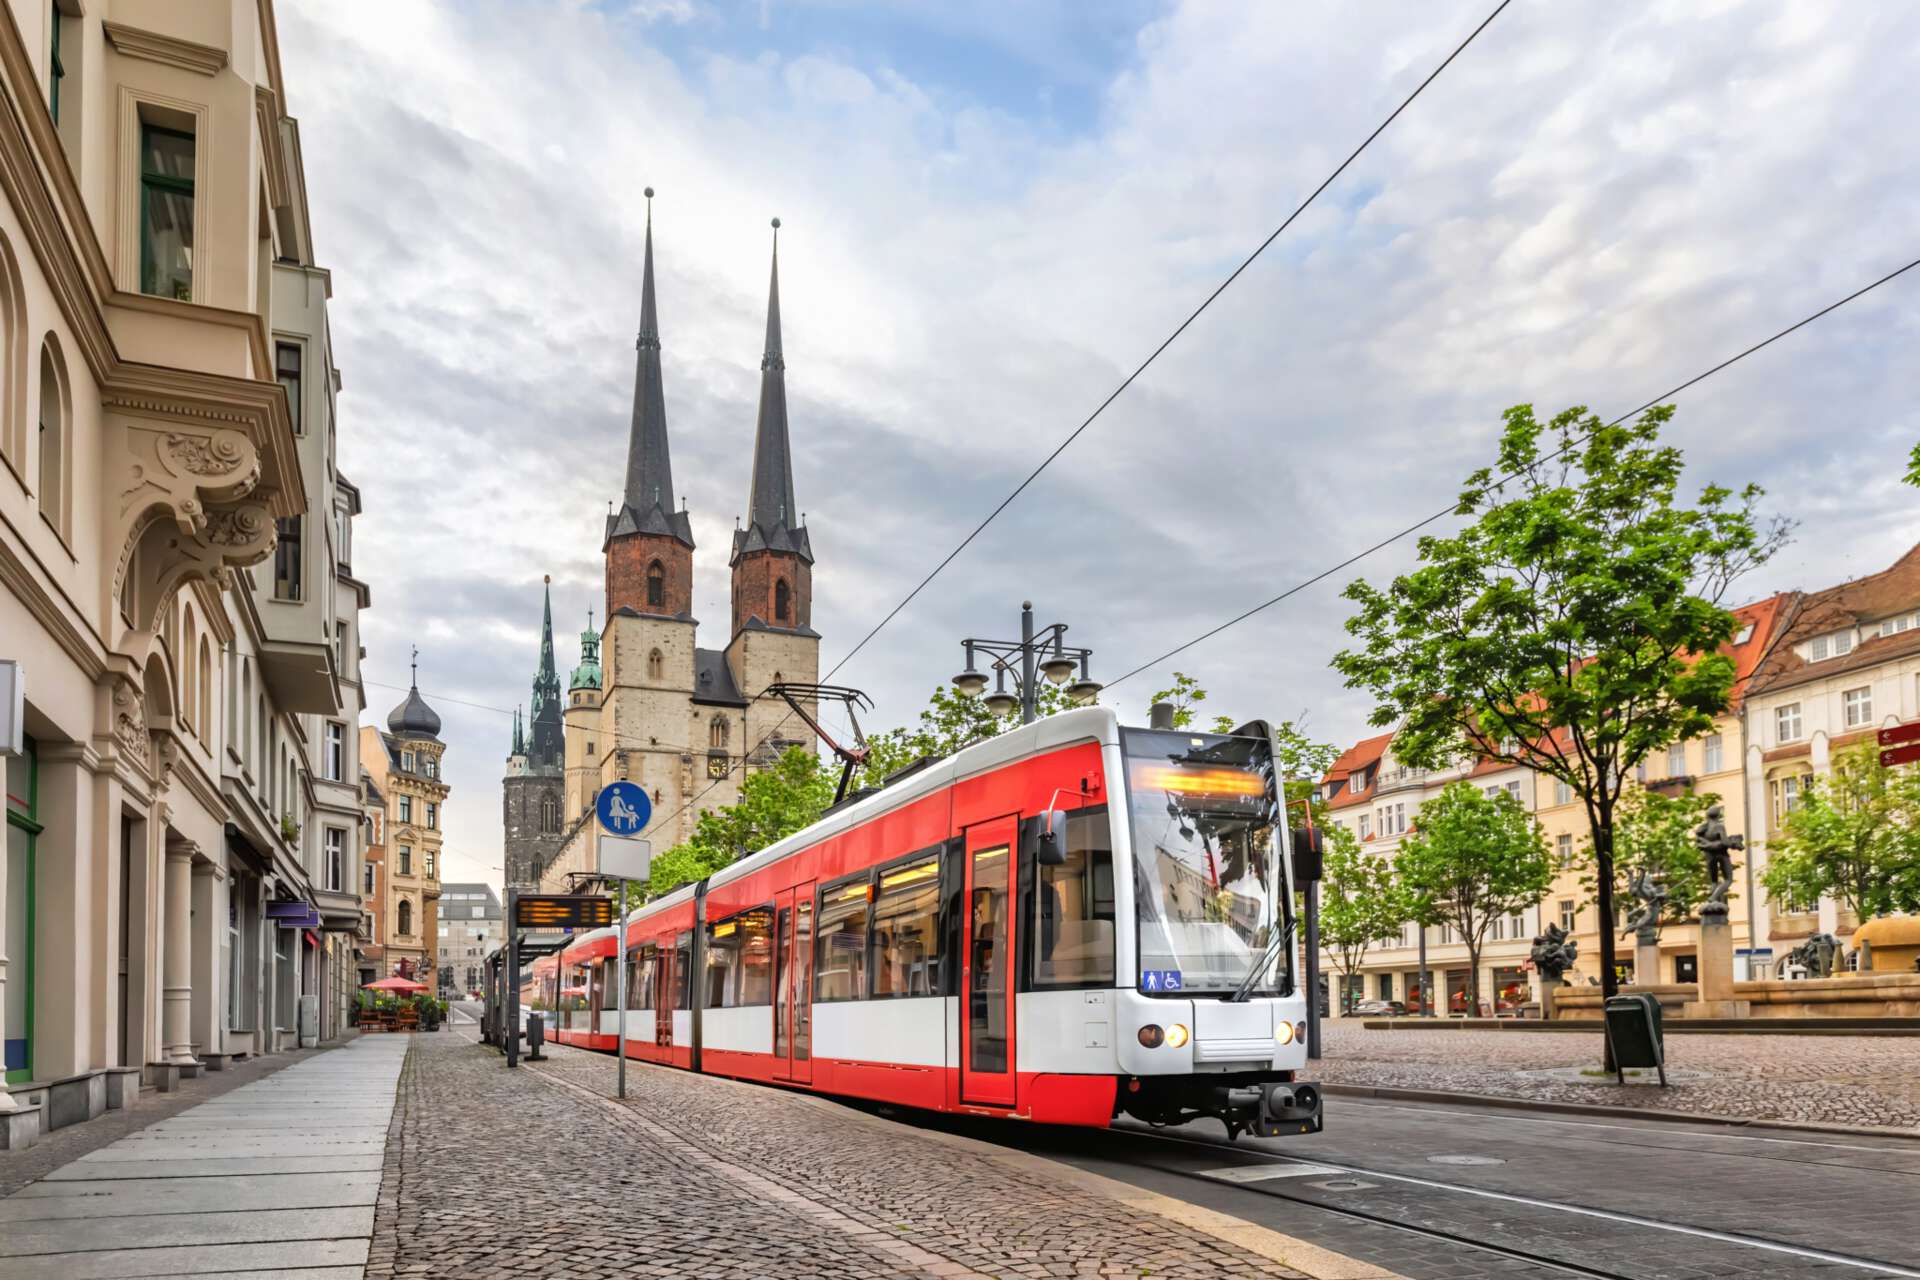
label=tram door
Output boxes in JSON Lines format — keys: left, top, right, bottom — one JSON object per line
{"left": 773, "top": 883, "right": 815, "bottom": 1083}
{"left": 653, "top": 942, "right": 672, "bottom": 1050}
{"left": 961, "top": 816, "right": 1018, "bottom": 1107}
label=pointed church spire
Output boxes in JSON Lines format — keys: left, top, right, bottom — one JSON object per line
{"left": 735, "top": 217, "right": 811, "bottom": 566}
{"left": 610, "top": 187, "right": 694, "bottom": 549}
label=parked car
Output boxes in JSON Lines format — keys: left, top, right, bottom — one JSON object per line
{"left": 1350, "top": 999, "right": 1407, "bottom": 1017}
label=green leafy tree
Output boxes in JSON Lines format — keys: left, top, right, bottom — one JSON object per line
{"left": 643, "top": 747, "right": 838, "bottom": 899}
{"left": 1581, "top": 786, "right": 1719, "bottom": 923}
{"left": 1317, "top": 825, "right": 1407, "bottom": 1011}
{"left": 1394, "top": 782, "right": 1553, "bottom": 1013}
{"left": 1763, "top": 744, "right": 1920, "bottom": 920}
{"left": 1335, "top": 404, "right": 1787, "bottom": 1009}
{"left": 1906, "top": 443, "right": 1920, "bottom": 489}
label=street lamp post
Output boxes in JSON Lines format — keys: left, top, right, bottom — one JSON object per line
{"left": 953, "top": 602, "right": 1102, "bottom": 723}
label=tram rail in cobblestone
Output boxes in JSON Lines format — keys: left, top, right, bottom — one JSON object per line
{"left": 1106, "top": 1124, "right": 1920, "bottom": 1280}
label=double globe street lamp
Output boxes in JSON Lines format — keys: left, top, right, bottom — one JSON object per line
{"left": 952, "top": 601, "right": 1102, "bottom": 724}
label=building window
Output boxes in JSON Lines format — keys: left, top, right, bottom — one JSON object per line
{"left": 139, "top": 123, "right": 195, "bottom": 300}
{"left": 709, "top": 717, "right": 728, "bottom": 750}
{"left": 397, "top": 898, "right": 413, "bottom": 936}
{"left": 401, "top": 750, "right": 414, "bottom": 773}
{"left": 1558, "top": 900, "right": 1576, "bottom": 932}
{"left": 426, "top": 801, "right": 438, "bottom": 830}
{"left": 273, "top": 517, "right": 302, "bottom": 600}
{"left": 646, "top": 561, "right": 664, "bottom": 608}
{"left": 1704, "top": 733, "right": 1723, "bottom": 773}
{"left": 1506, "top": 779, "right": 1521, "bottom": 802}
{"left": 276, "top": 342, "right": 302, "bottom": 434}
{"left": 48, "top": 4, "right": 65, "bottom": 123}
{"left": 540, "top": 794, "right": 557, "bottom": 833}
{"left": 36, "top": 341, "right": 67, "bottom": 535}
{"left": 363, "top": 862, "right": 374, "bottom": 895}
{"left": 1667, "top": 743, "right": 1685, "bottom": 776}
{"left": 647, "top": 648, "right": 664, "bottom": 681}
{"left": 1843, "top": 686, "right": 1873, "bottom": 729}
{"left": 774, "top": 578, "right": 790, "bottom": 622}
{"left": 334, "top": 621, "right": 347, "bottom": 670}
{"left": 1770, "top": 773, "right": 1807, "bottom": 825}
{"left": 1775, "top": 703, "right": 1802, "bottom": 744}
{"left": 1357, "top": 812, "right": 1371, "bottom": 840}
{"left": 1834, "top": 630, "right": 1855, "bottom": 657}
{"left": 324, "top": 827, "right": 345, "bottom": 892}
{"left": 425, "top": 850, "right": 436, "bottom": 878}
{"left": 322, "top": 722, "right": 343, "bottom": 781}
{"left": 1554, "top": 778, "right": 1572, "bottom": 806}
{"left": 424, "top": 755, "right": 437, "bottom": 779}
{"left": 1555, "top": 833, "right": 1573, "bottom": 868}
{"left": 399, "top": 796, "right": 412, "bottom": 824}
{"left": 398, "top": 845, "right": 412, "bottom": 876}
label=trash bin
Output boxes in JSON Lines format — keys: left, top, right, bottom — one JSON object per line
{"left": 1602, "top": 991, "right": 1668, "bottom": 1087}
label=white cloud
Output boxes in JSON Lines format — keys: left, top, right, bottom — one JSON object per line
{"left": 279, "top": 0, "right": 1920, "bottom": 889}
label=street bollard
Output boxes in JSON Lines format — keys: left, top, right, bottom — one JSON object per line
{"left": 526, "top": 1013, "right": 546, "bottom": 1061}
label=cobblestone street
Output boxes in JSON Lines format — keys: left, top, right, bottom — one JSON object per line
{"left": 370, "top": 1030, "right": 1350, "bottom": 1279}
{"left": 1317, "top": 1024, "right": 1920, "bottom": 1130}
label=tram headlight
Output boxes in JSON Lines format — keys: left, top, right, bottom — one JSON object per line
{"left": 1165, "top": 1023, "right": 1190, "bottom": 1049}
{"left": 1137, "top": 1024, "right": 1165, "bottom": 1048}
{"left": 1275, "top": 1021, "right": 1295, "bottom": 1046}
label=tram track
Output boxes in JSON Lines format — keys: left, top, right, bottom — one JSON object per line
{"left": 1087, "top": 1122, "right": 1920, "bottom": 1280}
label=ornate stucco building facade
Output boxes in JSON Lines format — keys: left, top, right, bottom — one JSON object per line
{"left": 359, "top": 675, "right": 448, "bottom": 989}
{"left": 516, "top": 208, "right": 820, "bottom": 894}
{"left": 2, "top": 0, "right": 371, "bottom": 1149}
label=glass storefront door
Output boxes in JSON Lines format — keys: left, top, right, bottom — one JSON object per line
{"left": 4, "top": 740, "right": 36, "bottom": 1083}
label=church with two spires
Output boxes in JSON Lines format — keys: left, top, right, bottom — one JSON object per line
{"left": 503, "top": 206, "right": 821, "bottom": 892}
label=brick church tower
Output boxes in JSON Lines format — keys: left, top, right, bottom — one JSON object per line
{"left": 510, "top": 198, "right": 821, "bottom": 880}
{"left": 726, "top": 220, "right": 819, "bottom": 764}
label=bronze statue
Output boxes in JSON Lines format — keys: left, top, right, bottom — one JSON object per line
{"left": 1784, "top": 932, "right": 1841, "bottom": 978}
{"left": 1692, "top": 803, "right": 1744, "bottom": 917}
{"left": 1622, "top": 868, "right": 1671, "bottom": 943}
{"left": 1530, "top": 922, "right": 1579, "bottom": 984}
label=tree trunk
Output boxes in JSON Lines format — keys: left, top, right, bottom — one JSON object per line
{"left": 1593, "top": 808, "right": 1621, "bottom": 1071}
{"left": 1465, "top": 937, "right": 1482, "bottom": 1017}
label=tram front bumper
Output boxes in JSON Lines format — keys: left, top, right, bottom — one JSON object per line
{"left": 1245, "top": 1080, "right": 1322, "bottom": 1137}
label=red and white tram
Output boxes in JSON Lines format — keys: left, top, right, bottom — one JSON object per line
{"left": 517, "top": 706, "right": 1321, "bottom": 1138}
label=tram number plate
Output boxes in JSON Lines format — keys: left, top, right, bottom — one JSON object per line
{"left": 1142, "top": 969, "right": 1184, "bottom": 992}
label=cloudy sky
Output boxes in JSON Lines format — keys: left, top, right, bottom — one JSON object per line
{"left": 277, "top": 0, "right": 1920, "bottom": 891}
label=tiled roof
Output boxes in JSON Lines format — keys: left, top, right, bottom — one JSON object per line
{"left": 1749, "top": 543, "right": 1920, "bottom": 696}
{"left": 1322, "top": 730, "right": 1392, "bottom": 811}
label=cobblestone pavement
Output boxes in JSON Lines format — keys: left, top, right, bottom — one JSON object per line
{"left": 373, "top": 1030, "right": 1327, "bottom": 1279}
{"left": 1316, "top": 1024, "right": 1920, "bottom": 1130}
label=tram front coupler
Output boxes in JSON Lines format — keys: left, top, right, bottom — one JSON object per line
{"left": 1231, "top": 1081, "right": 1322, "bottom": 1139}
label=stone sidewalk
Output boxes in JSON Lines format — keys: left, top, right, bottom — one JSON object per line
{"left": 373, "top": 1029, "right": 1383, "bottom": 1279}
{"left": 1316, "top": 1023, "right": 1920, "bottom": 1130}
{"left": 0, "top": 1033, "right": 408, "bottom": 1278}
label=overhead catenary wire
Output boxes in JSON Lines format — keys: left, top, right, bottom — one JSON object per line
{"left": 1103, "top": 254, "right": 1920, "bottom": 690}
{"left": 817, "top": 0, "right": 1514, "bottom": 688}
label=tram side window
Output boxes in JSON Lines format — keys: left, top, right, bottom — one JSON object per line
{"left": 673, "top": 932, "right": 692, "bottom": 1010}
{"left": 1034, "top": 808, "right": 1116, "bottom": 986}
{"left": 815, "top": 878, "right": 870, "bottom": 1001}
{"left": 629, "top": 944, "right": 656, "bottom": 1009}
{"left": 706, "top": 907, "right": 774, "bottom": 1008}
{"left": 873, "top": 854, "right": 940, "bottom": 998}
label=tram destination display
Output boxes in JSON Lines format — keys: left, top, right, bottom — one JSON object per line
{"left": 514, "top": 894, "right": 615, "bottom": 930}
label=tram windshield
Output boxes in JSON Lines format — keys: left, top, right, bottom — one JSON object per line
{"left": 1122, "top": 727, "right": 1291, "bottom": 996}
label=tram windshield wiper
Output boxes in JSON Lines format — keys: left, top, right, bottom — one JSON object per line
{"left": 1229, "top": 914, "right": 1294, "bottom": 1003}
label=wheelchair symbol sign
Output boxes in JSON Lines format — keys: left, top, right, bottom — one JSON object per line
{"left": 596, "top": 781, "right": 651, "bottom": 836}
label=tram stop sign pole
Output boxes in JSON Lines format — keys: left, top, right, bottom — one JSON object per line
{"left": 595, "top": 781, "right": 654, "bottom": 1100}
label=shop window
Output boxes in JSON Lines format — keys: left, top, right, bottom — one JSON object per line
{"left": 1033, "top": 809, "right": 1116, "bottom": 986}
{"left": 6, "top": 738, "right": 38, "bottom": 1082}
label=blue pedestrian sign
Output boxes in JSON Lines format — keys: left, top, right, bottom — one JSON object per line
{"left": 596, "top": 781, "right": 651, "bottom": 836}
{"left": 1142, "top": 969, "right": 1183, "bottom": 993}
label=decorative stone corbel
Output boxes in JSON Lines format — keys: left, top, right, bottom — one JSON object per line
{"left": 113, "top": 677, "right": 152, "bottom": 775}
{"left": 110, "top": 419, "right": 274, "bottom": 635}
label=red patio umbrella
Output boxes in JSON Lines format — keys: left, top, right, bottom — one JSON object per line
{"left": 363, "top": 976, "right": 428, "bottom": 993}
